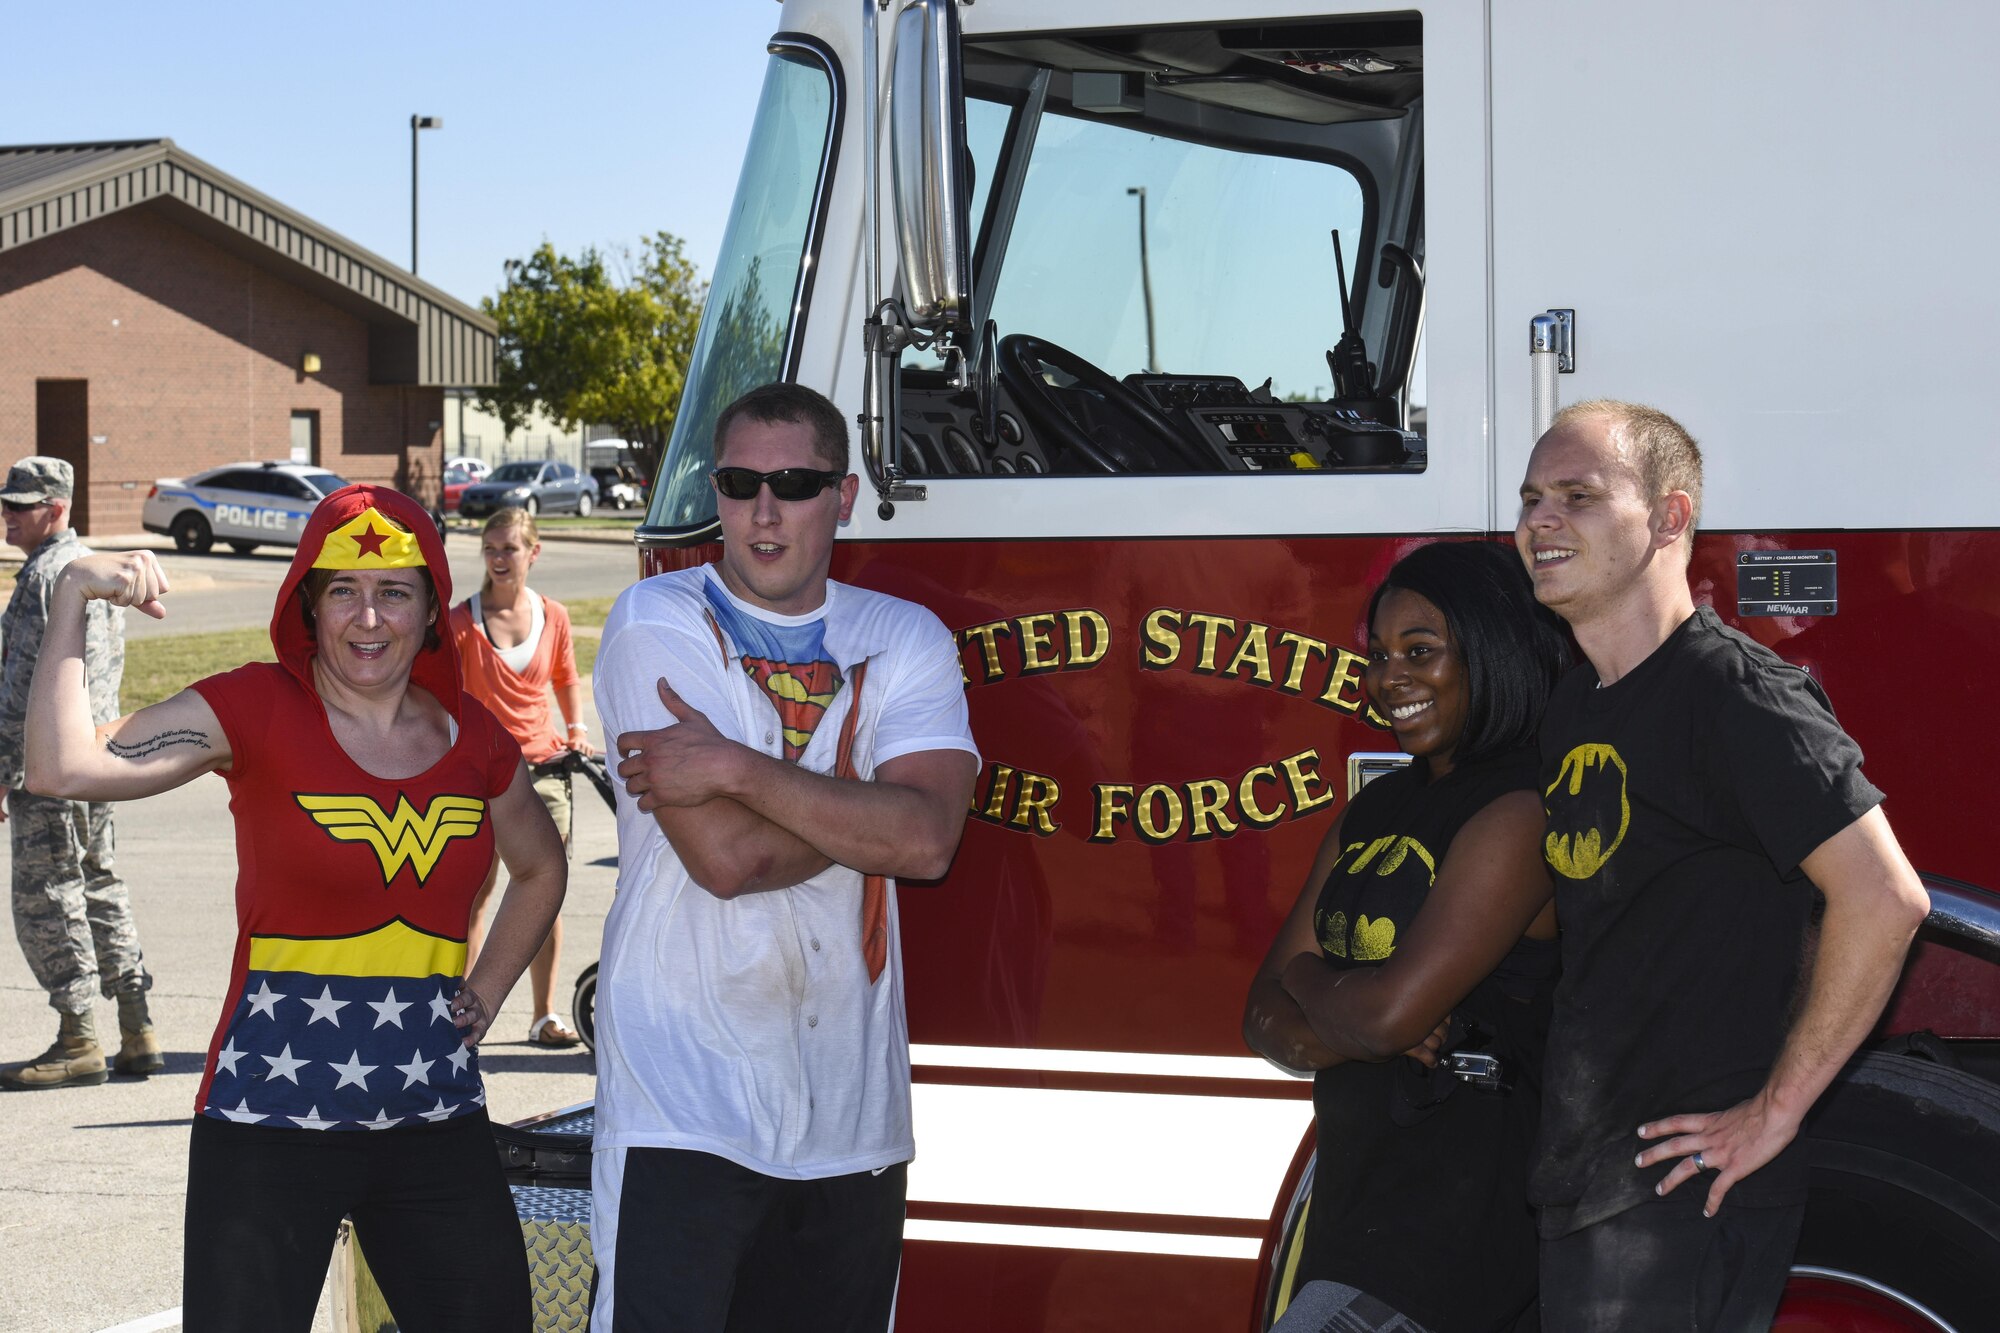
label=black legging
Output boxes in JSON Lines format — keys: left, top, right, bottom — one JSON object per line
{"left": 183, "top": 1110, "right": 529, "bottom": 1332}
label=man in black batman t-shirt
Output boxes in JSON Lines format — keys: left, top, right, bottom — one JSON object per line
{"left": 1515, "top": 401, "right": 1930, "bottom": 1331}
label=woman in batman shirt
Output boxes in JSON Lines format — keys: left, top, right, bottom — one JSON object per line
{"left": 1243, "top": 540, "right": 1569, "bottom": 1333}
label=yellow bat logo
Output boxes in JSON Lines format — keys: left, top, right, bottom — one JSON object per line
{"left": 1544, "top": 743, "right": 1630, "bottom": 880}
{"left": 1314, "top": 835, "right": 1435, "bottom": 960}
{"left": 1342, "top": 834, "right": 1437, "bottom": 882}
{"left": 295, "top": 793, "right": 486, "bottom": 885}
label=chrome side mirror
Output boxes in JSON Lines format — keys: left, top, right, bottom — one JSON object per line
{"left": 890, "top": 0, "right": 970, "bottom": 333}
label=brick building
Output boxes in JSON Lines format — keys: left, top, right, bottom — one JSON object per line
{"left": 0, "top": 140, "right": 495, "bottom": 535}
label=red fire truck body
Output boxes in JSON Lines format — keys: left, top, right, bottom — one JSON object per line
{"left": 602, "top": 2, "right": 2000, "bottom": 1327}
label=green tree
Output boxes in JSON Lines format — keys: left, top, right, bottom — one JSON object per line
{"left": 477, "top": 232, "right": 705, "bottom": 474}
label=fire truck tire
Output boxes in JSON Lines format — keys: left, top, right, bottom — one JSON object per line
{"left": 571, "top": 962, "right": 597, "bottom": 1053}
{"left": 1790, "top": 1049, "right": 2000, "bottom": 1328}
{"left": 1254, "top": 1051, "right": 2000, "bottom": 1332}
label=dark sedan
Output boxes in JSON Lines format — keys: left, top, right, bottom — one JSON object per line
{"left": 457, "top": 460, "right": 598, "bottom": 518}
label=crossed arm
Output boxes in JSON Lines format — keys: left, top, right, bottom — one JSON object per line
{"left": 1242, "top": 789, "right": 1556, "bottom": 1073}
{"left": 1636, "top": 805, "right": 1929, "bottom": 1214}
{"left": 26, "top": 551, "right": 231, "bottom": 802}
{"left": 616, "top": 679, "right": 978, "bottom": 898}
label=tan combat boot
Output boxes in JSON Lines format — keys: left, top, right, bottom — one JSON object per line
{"left": 115, "top": 985, "right": 164, "bottom": 1076}
{"left": 0, "top": 1010, "right": 108, "bottom": 1089}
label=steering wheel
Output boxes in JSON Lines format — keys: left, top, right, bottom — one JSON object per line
{"left": 996, "top": 333, "right": 1210, "bottom": 473}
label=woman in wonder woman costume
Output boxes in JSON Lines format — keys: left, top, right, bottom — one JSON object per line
{"left": 25, "top": 484, "right": 564, "bottom": 1332}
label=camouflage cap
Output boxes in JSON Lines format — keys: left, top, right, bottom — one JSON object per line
{"left": 0, "top": 456, "right": 73, "bottom": 503}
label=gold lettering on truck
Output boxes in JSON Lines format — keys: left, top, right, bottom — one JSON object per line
{"left": 953, "top": 606, "right": 1388, "bottom": 845}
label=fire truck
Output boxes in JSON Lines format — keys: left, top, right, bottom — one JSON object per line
{"left": 487, "top": 2, "right": 2000, "bottom": 1329}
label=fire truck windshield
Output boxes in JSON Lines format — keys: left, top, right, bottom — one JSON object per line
{"left": 647, "top": 41, "right": 837, "bottom": 533}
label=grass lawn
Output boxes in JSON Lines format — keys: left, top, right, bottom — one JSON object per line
{"left": 561, "top": 595, "right": 616, "bottom": 625}
{"left": 122, "top": 627, "right": 276, "bottom": 711}
{"left": 121, "top": 602, "right": 614, "bottom": 711}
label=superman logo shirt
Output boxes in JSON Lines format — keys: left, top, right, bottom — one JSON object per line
{"left": 702, "top": 575, "right": 844, "bottom": 760}
{"left": 188, "top": 662, "right": 520, "bottom": 1130}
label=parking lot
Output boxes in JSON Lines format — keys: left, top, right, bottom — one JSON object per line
{"left": 0, "top": 532, "right": 639, "bottom": 1333}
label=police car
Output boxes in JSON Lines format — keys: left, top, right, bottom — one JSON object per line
{"left": 142, "top": 462, "right": 350, "bottom": 555}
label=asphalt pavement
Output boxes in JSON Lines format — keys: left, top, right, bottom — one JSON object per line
{"left": 0, "top": 533, "right": 643, "bottom": 1333}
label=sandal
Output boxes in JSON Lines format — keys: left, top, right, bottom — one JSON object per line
{"left": 529, "top": 1013, "right": 583, "bottom": 1048}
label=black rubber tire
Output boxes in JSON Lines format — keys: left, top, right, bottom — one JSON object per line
{"left": 571, "top": 962, "right": 597, "bottom": 1053}
{"left": 170, "top": 512, "right": 213, "bottom": 554}
{"left": 1789, "top": 1050, "right": 2000, "bottom": 1328}
{"left": 576, "top": 491, "right": 593, "bottom": 519}
{"left": 227, "top": 541, "right": 256, "bottom": 556}
{"left": 523, "top": 495, "right": 540, "bottom": 517}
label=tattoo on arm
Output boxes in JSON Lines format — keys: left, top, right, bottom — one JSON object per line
{"left": 106, "top": 729, "right": 212, "bottom": 760}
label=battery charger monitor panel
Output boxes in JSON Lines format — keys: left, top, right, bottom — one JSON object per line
{"left": 895, "top": 15, "right": 1426, "bottom": 480}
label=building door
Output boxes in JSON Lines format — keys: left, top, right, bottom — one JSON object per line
{"left": 290, "top": 410, "right": 320, "bottom": 465}
{"left": 35, "top": 380, "right": 89, "bottom": 533}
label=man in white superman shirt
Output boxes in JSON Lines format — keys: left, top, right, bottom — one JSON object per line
{"left": 592, "top": 383, "right": 979, "bottom": 1332}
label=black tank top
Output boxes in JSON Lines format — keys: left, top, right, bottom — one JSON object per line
{"left": 1301, "top": 745, "right": 1557, "bottom": 1333}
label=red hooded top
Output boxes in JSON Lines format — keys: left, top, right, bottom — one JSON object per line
{"left": 186, "top": 486, "right": 522, "bottom": 1130}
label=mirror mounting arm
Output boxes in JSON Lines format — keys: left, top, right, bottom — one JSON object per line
{"left": 861, "top": 297, "right": 928, "bottom": 518}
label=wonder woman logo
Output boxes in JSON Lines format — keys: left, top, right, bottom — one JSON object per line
{"left": 295, "top": 794, "right": 486, "bottom": 885}
{"left": 742, "top": 657, "right": 843, "bottom": 760}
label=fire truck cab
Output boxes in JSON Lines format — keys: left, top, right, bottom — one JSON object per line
{"left": 494, "top": 3, "right": 2000, "bottom": 1330}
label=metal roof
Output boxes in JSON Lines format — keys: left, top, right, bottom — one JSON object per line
{"left": 0, "top": 139, "right": 495, "bottom": 387}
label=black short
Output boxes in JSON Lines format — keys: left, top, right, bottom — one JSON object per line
{"left": 1538, "top": 1190, "right": 1803, "bottom": 1333}
{"left": 183, "top": 1110, "right": 528, "bottom": 1333}
{"left": 592, "top": 1146, "right": 906, "bottom": 1333}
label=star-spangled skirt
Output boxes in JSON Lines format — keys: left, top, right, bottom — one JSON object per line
{"left": 201, "top": 965, "right": 485, "bottom": 1131}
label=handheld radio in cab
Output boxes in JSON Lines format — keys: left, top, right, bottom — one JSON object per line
{"left": 1327, "top": 229, "right": 1377, "bottom": 401}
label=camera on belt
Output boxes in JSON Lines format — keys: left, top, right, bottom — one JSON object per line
{"left": 1442, "top": 1016, "right": 1512, "bottom": 1095}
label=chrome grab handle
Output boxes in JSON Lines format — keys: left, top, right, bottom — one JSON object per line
{"left": 1923, "top": 874, "right": 2000, "bottom": 954}
{"left": 1529, "top": 308, "right": 1575, "bottom": 441}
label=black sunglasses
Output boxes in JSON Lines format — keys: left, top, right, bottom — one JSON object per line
{"left": 710, "top": 467, "right": 846, "bottom": 503}
{"left": 0, "top": 499, "right": 46, "bottom": 515}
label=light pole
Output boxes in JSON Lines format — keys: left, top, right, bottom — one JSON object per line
{"left": 410, "top": 115, "right": 443, "bottom": 274}
{"left": 1127, "top": 186, "right": 1160, "bottom": 373}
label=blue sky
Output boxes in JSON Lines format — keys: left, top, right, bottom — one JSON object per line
{"left": 1, "top": 2, "right": 784, "bottom": 309}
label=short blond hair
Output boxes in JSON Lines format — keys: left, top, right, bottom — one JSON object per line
{"left": 1553, "top": 399, "right": 1703, "bottom": 538}
{"left": 479, "top": 506, "right": 540, "bottom": 599}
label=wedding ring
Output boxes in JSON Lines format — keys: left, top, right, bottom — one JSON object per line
{"left": 1692, "top": 1151, "right": 1708, "bottom": 1172}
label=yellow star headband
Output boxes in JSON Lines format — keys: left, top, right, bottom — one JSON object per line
{"left": 312, "top": 507, "right": 424, "bottom": 570}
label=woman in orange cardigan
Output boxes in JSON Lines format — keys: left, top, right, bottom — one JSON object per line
{"left": 453, "top": 506, "right": 593, "bottom": 1046}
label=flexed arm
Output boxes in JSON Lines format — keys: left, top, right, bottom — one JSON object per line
{"left": 26, "top": 550, "right": 230, "bottom": 800}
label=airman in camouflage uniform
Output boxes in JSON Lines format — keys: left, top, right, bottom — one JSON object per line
{"left": 0, "top": 457, "right": 158, "bottom": 1089}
